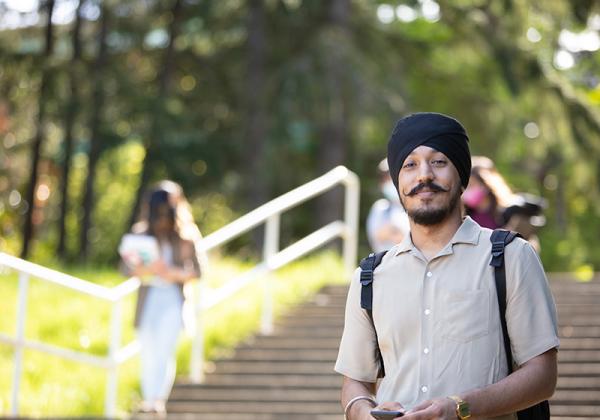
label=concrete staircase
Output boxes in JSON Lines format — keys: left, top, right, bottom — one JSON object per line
{"left": 163, "top": 276, "right": 600, "bottom": 420}
{"left": 166, "top": 285, "right": 346, "bottom": 420}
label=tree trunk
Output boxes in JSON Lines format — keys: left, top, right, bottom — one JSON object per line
{"left": 316, "top": 0, "right": 350, "bottom": 229}
{"left": 245, "top": 0, "right": 268, "bottom": 249}
{"left": 20, "top": 0, "right": 55, "bottom": 259}
{"left": 79, "top": 4, "right": 108, "bottom": 261}
{"left": 127, "top": 0, "right": 183, "bottom": 230}
{"left": 57, "top": 0, "right": 83, "bottom": 259}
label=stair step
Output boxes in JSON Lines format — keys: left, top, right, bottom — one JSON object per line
{"left": 269, "top": 327, "right": 343, "bottom": 338}
{"left": 559, "top": 350, "right": 600, "bottom": 363}
{"left": 180, "top": 374, "right": 341, "bottom": 388}
{"left": 555, "top": 304, "right": 600, "bottom": 315}
{"left": 557, "top": 376, "right": 600, "bottom": 389}
{"left": 135, "top": 415, "right": 342, "bottom": 420}
{"left": 288, "top": 302, "right": 346, "bottom": 311}
{"left": 558, "top": 363, "right": 600, "bottom": 376}
{"left": 205, "top": 360, "right": 335, "bottom": 375}
{"left": 559, "top": 337, "right": 600, "bottom": 350}
{"left": 558, "top": 320, "right": 600, "bottom": 330}
{"left": 551, "top": 285, "right": 600, "bottom": 293}
{"left": 552, "top": 389, "right": 600, "bottom": 404}
{"left": 165, "top": 401, "right": 341, "bottom": 414}
{"left": 170, "top": 387, "right": 340, "bottom": 401}
{"left": 552, "top": 418, "right": 600, "bottom": 420}
{"left": 240, "top": 336, "right": 341, "bottom": 349}
{"left": 559, "top": 326, "right": 600, "bottom": 338}
{"left": 229, "top": 348, "right": 338, "bottom": 361}
{"left": 549, "top": 405, "right": 600, "bottom": 417}
{"left": 549, "top": 274, "right": 600, "bottom": 282}
{"left": 275, "top": 318, "right": 345, "bottom": 328}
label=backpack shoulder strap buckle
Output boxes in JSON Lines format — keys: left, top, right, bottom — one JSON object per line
{"left": 490, "top": 229, "right": 511, "bottom": 267}
{"left": 360, "top": 269, "right": 374, "bottom": 286}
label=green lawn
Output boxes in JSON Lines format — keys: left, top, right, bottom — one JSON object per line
{"left": 0, "top": 251, "right": 346, "bottom": 417}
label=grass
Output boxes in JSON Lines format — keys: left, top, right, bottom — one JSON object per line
{"left": 0, "top": 251, "right": 346, "bottom": 417}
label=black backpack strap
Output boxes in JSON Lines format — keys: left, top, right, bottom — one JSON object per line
{"left": 490, "top": 229, "right": 520, "bottom": 371}
{"left": 491, "top": 229, "right": 513, "bottom": 369}
{"left": 358, "top": 250, "right": 388, "bottom": 377}
{"left": 359, "top": 251, "right": 387, "bottom": 311}
{"left": 490, "top": 229, "right": 550, "bottom": 419}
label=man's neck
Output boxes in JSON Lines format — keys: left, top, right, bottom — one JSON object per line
{"left": 409, "top": 211, "right": 463, "bottom": 260}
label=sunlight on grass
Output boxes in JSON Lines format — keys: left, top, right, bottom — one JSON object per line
{"left": 574, "top": 264, "right": 594, "bottom": 282}
{"left": 0, "top": 251, "right": 346, "bottom": 416}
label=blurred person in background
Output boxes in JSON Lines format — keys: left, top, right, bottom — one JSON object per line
{"left": 119, "top": 180, "right": 204, "bottom": 415}
{"left": 366, "top": 158, "right": 410, "bottom": 252}
{"left": 462, "top": 156, "right": 545, "bottom": 251}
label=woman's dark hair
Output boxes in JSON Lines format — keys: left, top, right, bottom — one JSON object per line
{"left": 470, "top": 156, "right": 515, "bottom": 208}
{"left": 470, "top": 166, "right": 498, "bottom": 211}
{"left": 133, "top": 180, "right": 201, "bottom": 242}
{"left": 148, "top": 189, "right": 176, "bottom": 228}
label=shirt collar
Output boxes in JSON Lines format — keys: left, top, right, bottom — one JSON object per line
{"left": 394, "top": 216, "right": 481, "bottom": 256}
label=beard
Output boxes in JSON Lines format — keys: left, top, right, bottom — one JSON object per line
{"left": 402, "top": 183, "right": 462, "bottom": 226}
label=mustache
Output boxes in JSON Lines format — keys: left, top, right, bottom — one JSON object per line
{"left": 407, "top": 181, "right": 450, "bottom": 196}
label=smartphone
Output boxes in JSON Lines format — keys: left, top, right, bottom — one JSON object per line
{"left": 370, "top": 409, "right": 404, "bottom": 419}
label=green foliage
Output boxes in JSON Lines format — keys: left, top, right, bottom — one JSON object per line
{"left": 1, "top": 0, "right": 599, "bottom": 270}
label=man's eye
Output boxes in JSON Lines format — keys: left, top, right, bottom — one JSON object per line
{"left": 432, "top": 159, "right": 447, "bottom": 166}
{"left": 403, "top": 161, "right": 415, "bottom": 168}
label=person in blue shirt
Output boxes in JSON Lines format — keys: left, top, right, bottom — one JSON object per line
{"left": 366, "top": 159, "right": 410, "bottom": 252}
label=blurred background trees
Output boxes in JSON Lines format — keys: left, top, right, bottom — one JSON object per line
{"left": 0, "top": 0, "right": 598, "bottom": 272}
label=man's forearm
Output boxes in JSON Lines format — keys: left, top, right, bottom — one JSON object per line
{"left": 341, "top": 376, "right": 377, "bottom": 419}
{"left": 463, "top": 349, "right": 557, "bottom": 418}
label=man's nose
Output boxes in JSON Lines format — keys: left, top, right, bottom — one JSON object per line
{"left": 416, "top": 161, "right": 434, "bottom": 183}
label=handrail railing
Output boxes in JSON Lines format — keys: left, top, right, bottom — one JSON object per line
{"left": 0, "top": 252, "right": 141, "bottom": 418}
{"left": 189, "top": 165, "right": 359, "bottom": 382}
{"left": 0, "top": 165, "right": 359, "bottom": 417}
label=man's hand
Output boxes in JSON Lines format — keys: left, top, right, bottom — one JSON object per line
{"left": 402, "top": 397, "right": 456, "bottom": 419}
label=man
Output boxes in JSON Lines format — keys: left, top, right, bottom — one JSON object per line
{"left": 335, "top": 113, "right": 559, "bottom": 420}
{"left": 366, "top": 158, "right": 410, "bottom": 252}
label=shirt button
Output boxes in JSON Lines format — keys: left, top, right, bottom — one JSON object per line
{"left": 424, "top": 309, "right": 431, "bottom": 315}
{"left": 426, "top": 271, "right": 433, "bottom": 278}
{"left": 423, "top": 348, "right": 430, "bottom": 354}
{"left": 421, "top": 386, "right": 428, "bottom": 393}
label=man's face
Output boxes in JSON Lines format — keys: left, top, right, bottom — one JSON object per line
{"left": 397, "top": 145, "right": 463, "bottom": 225}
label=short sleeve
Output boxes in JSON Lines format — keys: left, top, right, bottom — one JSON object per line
{"left": 505, "top": 240, "right": 560, "bottom": 365}
{"left": 334, "top": 267, "right": 381, "bottom": 383}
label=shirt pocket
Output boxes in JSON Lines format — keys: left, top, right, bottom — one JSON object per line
{"left": 439, "top": 288, "right": 490, "bottom": 343}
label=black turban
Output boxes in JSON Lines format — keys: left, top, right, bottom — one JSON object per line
{"left": 387, "top": 112, "right": 471, "bottom": 191}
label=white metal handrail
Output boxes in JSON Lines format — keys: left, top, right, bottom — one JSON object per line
{"left": 0, "top": 252, "right": 141, "bottom": 418}
{"left": 189, "top": 165, "right": 359, "bottom": 382}
{"left": 0, "top": 165, "right": 359, "bottom": 417}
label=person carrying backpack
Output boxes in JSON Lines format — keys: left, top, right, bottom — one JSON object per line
{"left": 335, "top": 113, "right": 559, "bottom": 420}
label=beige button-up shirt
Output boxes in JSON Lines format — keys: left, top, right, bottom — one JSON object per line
{"left": 335, "top": 217, "right": 559, "bottom": 419}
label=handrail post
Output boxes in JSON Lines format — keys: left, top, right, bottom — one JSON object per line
{"left": 261, "top": 214, "right": 280, "bottom": 335}
{"left": 11, "top": 272, "right": 29, "bottom": 417}
{"left": 343, "top": 173, "right": 360, "bottom": 280}
{"left": 190, "top": 281, "right": 205, "bottom": 383}
{"left": 105, "top": 298, "right": 122, "bottom": 417}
